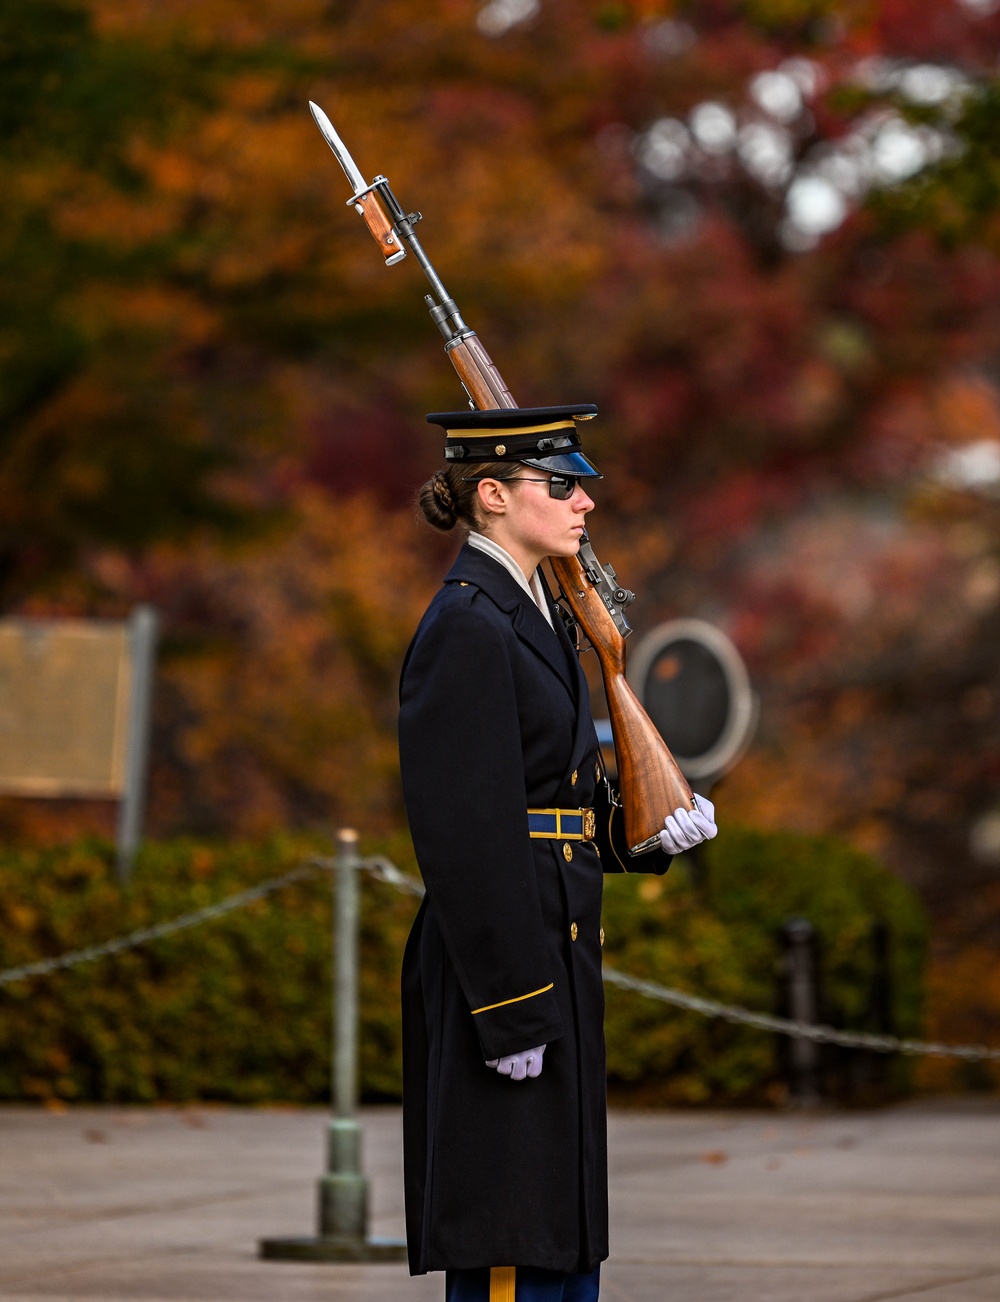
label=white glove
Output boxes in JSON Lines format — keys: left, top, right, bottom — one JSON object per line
{"left": 485, "top": 1045, "right": 546, "bottom": 1080}
{"left": 659, "top": 794, "right": 718, "bottom": 855}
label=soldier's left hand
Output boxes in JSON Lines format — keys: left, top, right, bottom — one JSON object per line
{"left": 659, "top": 794, "right": 717, "bottom": 855}
{"left": 485, "top": 1045, "right": 546, "bottom": 1080}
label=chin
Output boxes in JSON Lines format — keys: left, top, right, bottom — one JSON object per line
{"left": 551, "top": 540, "right": 582, "bottom": 559}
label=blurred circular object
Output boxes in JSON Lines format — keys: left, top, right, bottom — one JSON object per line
{"left": 970, "top": 810, "right": 1000, "bottom": 866}
{"left": 629, "top": 619, "right": 756, "bottom": 781}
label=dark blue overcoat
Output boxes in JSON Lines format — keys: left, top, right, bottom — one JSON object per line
{"left": 398, "top": 542, "right": 670, "bottom": 1277}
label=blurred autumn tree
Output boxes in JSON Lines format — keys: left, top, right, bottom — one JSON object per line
{"left": 0, "top": 0, "right": 256, "bottom": 596}
{"left": 5, "top": 0, "right": 1000, "bottom": 1058}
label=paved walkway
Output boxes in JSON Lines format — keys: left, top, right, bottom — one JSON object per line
{"left": 1, "top": 1100, "right": 998, "bottom": 1301}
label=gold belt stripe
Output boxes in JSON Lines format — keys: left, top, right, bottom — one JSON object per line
{"left": 527, "top": 807, "right": 595, "bottom": 841}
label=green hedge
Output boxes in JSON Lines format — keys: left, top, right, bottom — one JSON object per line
{"left": 603, "top": 825, "right": 927, "bottom": 1104}
{"left": 0, "top": 835, "right": 418, "bottom": 1103}
{"left": 0, "top": 826, "right": 926, "bottom": 1104}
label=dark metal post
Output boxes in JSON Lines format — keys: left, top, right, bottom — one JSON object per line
{"left": 782, "top": 917, "right": 821, "bottom": 1107}
{"left": 870, "top": 920, "right": 893, "bottom": 1037}
{"left": 259, "top": 830, "right": 407, "bottom": 1263}
{"left": 853, "top": 920, "right": 894, "bottom": 1096}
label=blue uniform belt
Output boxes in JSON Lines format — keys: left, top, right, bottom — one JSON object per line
{"left": 527, "top": 807, "right": 595, "bottom": 842}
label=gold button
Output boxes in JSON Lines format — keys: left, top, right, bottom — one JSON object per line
{"left": 459, "top": 582, "right": 468, "bottom": 586}
{"left": 570, "top": 922, "right": 578, "bottom": 941}
{"left": 562, "top": 842, "right": 573, "bottom": 862}
{"left": 600, "top": 927, "right": 605, "bottom": 947}
{"left": 495, "top": 442, "right": 506, "bottom": 455}
{"left": 594, "top": 762, "right": 601, "bottom": 780}
{"left": 570, "top": 770, "right": 578, "bottom": 786}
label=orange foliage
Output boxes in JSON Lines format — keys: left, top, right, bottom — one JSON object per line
{"left": 917, "top": 940, "right": 1000, "bottom": 1093}
{"left": 140, "top": 489, "right": 445, "bottom": 836}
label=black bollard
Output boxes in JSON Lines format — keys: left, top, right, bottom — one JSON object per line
{"left": 870, "top": 920, "right": 893, "bottom": 1037}
{"left": 781, "top": 917, "right": 821, "bottom": 1107}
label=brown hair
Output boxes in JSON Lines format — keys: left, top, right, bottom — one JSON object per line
{"left": 417, "top": 462, "right": 517, "bottom": 533}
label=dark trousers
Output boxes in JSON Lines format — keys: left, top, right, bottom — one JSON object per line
{"left": 445, "top": 1264, "right": 601, "bottom": 1301}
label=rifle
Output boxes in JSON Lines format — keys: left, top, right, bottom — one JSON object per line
{"left": 309, "top": 102, "right": 694, "bottom": 853}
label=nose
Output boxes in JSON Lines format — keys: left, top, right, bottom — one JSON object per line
{"left": 573, "top": 484, "right": 595, "bottom": 513}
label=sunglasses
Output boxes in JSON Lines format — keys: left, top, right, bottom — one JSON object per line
{"left": 464, "top": 473, "right": 583, "bottom": 500}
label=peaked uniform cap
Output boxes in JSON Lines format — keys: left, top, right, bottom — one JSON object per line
{"left": 426, "top": 404, "right": 601, "bottom": 477}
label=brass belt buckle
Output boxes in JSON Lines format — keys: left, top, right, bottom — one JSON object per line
{"left": 583, "top": 808, "right": 595, "bottom": 841}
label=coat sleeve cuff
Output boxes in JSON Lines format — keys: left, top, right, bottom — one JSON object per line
{"left": 470, "top": 984, "right": 564, "bottom": 1061}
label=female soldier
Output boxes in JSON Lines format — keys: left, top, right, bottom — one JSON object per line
{"left": 398, "top": 406, "right": 717, "bottom": 1302}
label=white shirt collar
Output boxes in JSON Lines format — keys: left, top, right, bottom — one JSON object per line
{"left": 466, "top": 533, "right": 555, "bottom": 630}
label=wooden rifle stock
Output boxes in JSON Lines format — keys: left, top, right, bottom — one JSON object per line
{"left": 446, "top": 333, "right": 695, "bottom": 852}
{"left": 547, "top": 550, "right": 694, "bottom": 851}
{"left": 446, "top": 336, "right": 516, "bottom": 409}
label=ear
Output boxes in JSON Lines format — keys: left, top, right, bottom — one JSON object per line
{"left": 477, "top": 478, "right": 511, "bottom": 517}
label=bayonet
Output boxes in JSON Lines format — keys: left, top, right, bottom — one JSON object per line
{"left": 309, "top": 100, "right": 406, "bottom": 266}
{"left": 309, "top": 101, "right": 368, "bottom": 197}
{"left": 308, "top": 101, "right": 490, "bottom": 372}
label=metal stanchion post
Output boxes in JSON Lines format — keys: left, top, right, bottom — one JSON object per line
{"left": 321, "top": 827, "right": 366, "bottom": 1238}
{"left": 116, "top": 604, "right": 159, "bottom": 884}
{"left": 259, "top": 829, "right": 407, "bottom": 1263}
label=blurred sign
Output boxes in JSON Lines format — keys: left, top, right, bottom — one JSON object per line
{"left": 0, "top": 607, "right": 158, "bottom": 878}
{"left": 0, "top": 619, "right": 131, "bottom": 796}
{"left": 629, "top": 618, "right": 756, "bottom": 782}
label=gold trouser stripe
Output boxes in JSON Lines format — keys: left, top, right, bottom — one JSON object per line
{"left": 490, "top": 1266, "right": 516, "bottom": 1302}
{"left": 446, "top": 420, "right": 575, "bottom": 439}
{"left": 471, "top": 983, "right": 553, "bottom": 1016}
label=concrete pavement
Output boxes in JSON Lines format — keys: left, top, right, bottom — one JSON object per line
{"left": 1, "top": 1100, "right": 999, "bottom": 1301}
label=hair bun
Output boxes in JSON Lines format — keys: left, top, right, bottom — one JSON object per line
{"left": 419, "top": 470, "right": 459, "bottom": 530}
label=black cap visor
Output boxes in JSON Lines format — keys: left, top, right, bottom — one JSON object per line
{"left": 518, "top": 450, "right": 602, "bottom": 478}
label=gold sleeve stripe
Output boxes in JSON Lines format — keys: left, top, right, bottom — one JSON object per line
{"left": 471, "top": 983, "right": 554, "bottom": 1016}
{"left": 490, "top": 1267, "right": 516, "bottom": 1302}
{"left": 446, "top": 420, "right": 575, "bottom": 439}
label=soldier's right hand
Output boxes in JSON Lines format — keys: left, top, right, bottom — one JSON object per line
{"left": 659, "top": 793, "right": 717, "bottom": 854}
